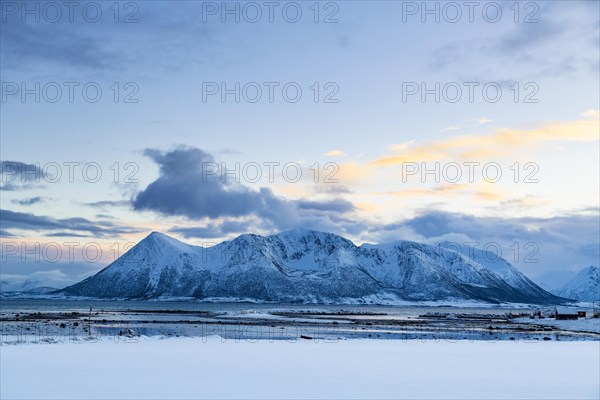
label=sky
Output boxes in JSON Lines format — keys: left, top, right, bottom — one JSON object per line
{"left": 1, "top": 0, "right": 599, "bottom": 290}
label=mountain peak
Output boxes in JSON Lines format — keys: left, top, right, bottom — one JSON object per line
{"left": 140, "top": 231, "right": 193, "bottom": 252}
{"left": 273, "top": 228, "right": 353, "bottom": 242}
{"left": 554, "top": 265, "right": 600, "bottom": 302}
{"left": 276, "top": 228, "right": 332, "bottom": 237}
{"left": 147, "top": 230, "right": 167, "bottom": 239}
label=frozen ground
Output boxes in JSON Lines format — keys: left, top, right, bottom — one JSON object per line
{"left": 513, "top": 316, "right": 600, "bottom": 333}
{"left": 3, "top": 299, "right": 599, "bottom": 342}
{"left": 1, "top": 337, "right": 598, "bottom": 400}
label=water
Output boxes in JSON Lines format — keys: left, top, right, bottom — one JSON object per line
{"left": 0, "top": 298, "right": 533, "bottom": 316}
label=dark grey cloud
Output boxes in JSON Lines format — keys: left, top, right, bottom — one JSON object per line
{"left": 0, "top": 161, "right": 48, "bottom": 191}
{"left": 366, "top": 210, "right": 600, "bottom": 289}
{"left": 1, "top": 23, "right": 114, "bottom": 71}
{"left": 168, "top": 219, "right": 258, "bottom": 239}
{"left": 491, "top": 20, "right": 562, "bottom": 53}
{"left": 0, "top": 2, "right": 219, "bottom": 78}
{"left": 0, "top": 230, "right": 16, "bottom": 237}
{"left": 430, "top": 2, "right": 599, "bottom": 79}
{"left": 298, "top": 199, "right": 355, "bottom": 213}
{"left": 95, "top": 214, "right": 116, "bottom": 220}
{"left": 168, "top": 226, "right": 227, "bottom": 240}
{"left": 132, "top": 147, "right": 357, "bottom": 233}
{"left": 1, "top": 209, "right": 63, "bottom": 230}
{"left": 219, "top": 219, "right": 254, "bottom": 234}
{"left": 0, "top": 184, "right": 19, "bottom": 191}
{"left": 0, "top": 209, "right": 142, "bottom": 238}
{"left": 373, "top": 210, "right": 600, "bottom": 249}
{"left": 11, "top": 196, "right": 45, "bottom": 206}
{"left": 433, "top": 26, "right": 570, "bottom": 78}
{"left": 133, "top": 147, "right": 269, "bottom": 218}
{"left": 83, "top": 200, "right": 131, "bottom": 208}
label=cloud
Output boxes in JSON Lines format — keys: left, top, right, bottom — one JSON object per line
{"left": 440, "top": 117, "right": 492, "bottom": 133}
{"left": 133, "top": 147, "right": 278, "bottom": 219}
{"left": 440, "top": 126, "right": 460, "bottom": 133}
{"left": 582, "top": 109, "right": 600, "bottom": 119}
{"left": 312, "top": 185, "right": 353, "bottom": 195}
{"left": 372, "top": 112, "right": 599, "bottom": 166}
{"left": 297, "top": 199, "right": 355, "bottom": 213}
{"left": 0, "top": 209, "right": 142, "bottom": 238}
{"left": 0, "top": 269, "right": 77, "bottom": 291}
{"left": 429, "top": 2, "right": 599, "bottom": 79}
{"left": 325, "top": 150, "right": 346, "bottom": 157}
{"left": 491, "top": 18, "right": 562, "bottom": 54}
{"left": 374, "top": 184, "right": 471, "bottom": 199}
{"left": 365, "top": 210, "right": 600, "bottom": 288}
{"left": 335, "top": 162, "right": 373, "bottom": 185}
{"left": 499, "top": 196, "right": 547, "bottom": 212}
{"left": 168, "top": 219, "right": 258, "bottom": 240}
{"left": 132, "top": 147, "right": 357, "bottom": 233}
{"left": 95, "top": 214, "right": 117, "bottom": 220}
{"left": 0, "top": 161, "right": 48, "bottom": 191}
{"left": 1, "top": 22, "right": 115, "bottom": 71}
{"left": 372, "top": 182, "right": 506, "bottom": 203}
{"left": 11, "top": 196, "right": 45, "bottom": 206}
{"left": 387, "top": 141, "right": 415, "bottom": 152}
{"left": 168, "top": 226, "right": 228, "bottom": 239}
{"left": 0, "top": 3, "right": 221, "bottom": 78}
{"left": 44, "top": 232, "right": 97, "bottom": 238}
{"left": 83, "top": 200, "right": 131, "bottom": 208}
{"left": 0, "top": 263, "right": 99, "bottom": 290}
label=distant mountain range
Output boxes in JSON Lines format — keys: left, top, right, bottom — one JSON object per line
{"left": 553, "top": 266, "right": 600, "bottom": 302}
{"left": 56, "top": 230, "right": 563, "bottom": 304}
{"left": 0, "top": 279, "right": 59, "bottom": 294}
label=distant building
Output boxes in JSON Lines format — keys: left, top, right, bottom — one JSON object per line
{"left": 555, "top": 307, "right": 578, "bottom": 320}
{"left": 577, "top": 311, "right": 587, "bottom": 318}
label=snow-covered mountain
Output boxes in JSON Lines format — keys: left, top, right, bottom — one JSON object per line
{"left": 59, "top": 230, "right": 561, "bottom": 304}
{"left": 0, "top": 279, "right": 60, "bottom": 294}
{"left": 553, "top": 266, "right": 600, "bottom": 302}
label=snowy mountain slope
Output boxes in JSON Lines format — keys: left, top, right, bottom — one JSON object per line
{"left": 0, "top": 279, "right": 61, "bottom": 294}
{"left": 553, "top": 266, "right": 600, "bottom": 301}
{"left": 59, "top": 230, "right": 562, "bottom": 304}
{"left": 436, "top": 242, "right": 554, "bottom": 301}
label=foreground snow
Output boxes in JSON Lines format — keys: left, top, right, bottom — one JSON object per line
{"left": 1, "top": 337, "right": 599, "bottom": 399}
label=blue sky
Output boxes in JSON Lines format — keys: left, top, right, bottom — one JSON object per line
{"left": 1, "top": 0, "right": 599, "bottom": 289}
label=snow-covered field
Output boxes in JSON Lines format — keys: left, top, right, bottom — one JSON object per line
{"left": 1, "top": 337, "right": 598, "bottom": 400}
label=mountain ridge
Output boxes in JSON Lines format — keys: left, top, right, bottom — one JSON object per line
{"left": 59, "top": 229, "right": 563, "bottom": 304}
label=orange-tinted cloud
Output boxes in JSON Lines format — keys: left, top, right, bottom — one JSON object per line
{"left": 325, "top": 150, "right": 347, "bottom": 157}
{"left": 372, "top": 111, "right": 599, "bottom": 166}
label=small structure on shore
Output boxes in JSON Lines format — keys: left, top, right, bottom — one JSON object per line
{"left": 554, "top": 307, "right": 579, "bottom": 320}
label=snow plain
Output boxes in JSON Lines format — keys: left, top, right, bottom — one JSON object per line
{"left": 1, "top": 337, "right": 599, "bottom": 400}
